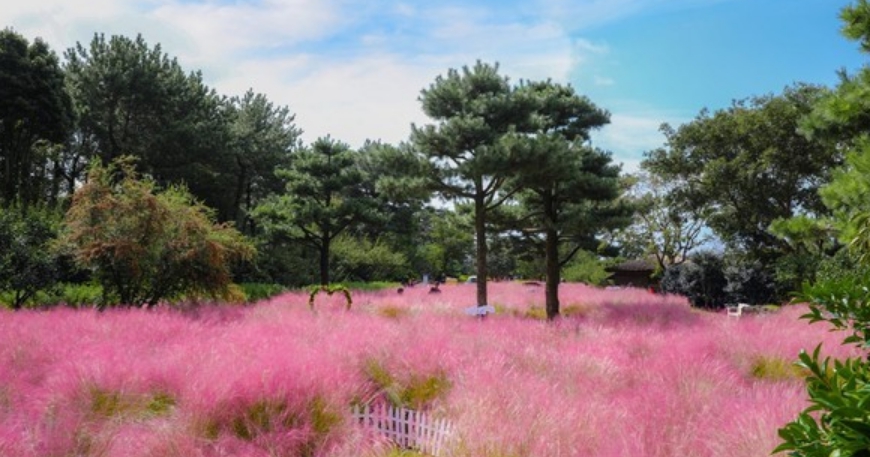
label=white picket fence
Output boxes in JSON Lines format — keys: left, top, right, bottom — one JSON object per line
{"left": 351, "top": 403, "right": 455, "bottom": 456}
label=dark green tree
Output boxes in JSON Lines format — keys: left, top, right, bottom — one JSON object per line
{"left": 64, "top": 34, "right": 234, "bottom": 219}
{"left": 642, "top": 84, "right": 840, "bottom": 264}
{"left": 253, "top": 137, "right": 382, "bottom": 286}
{"left": 507, "top": 137, "right": 629, "bottom": 318}
{"left": 0, "top": 28, "right": 73, "bottom": 206}
{"left": 0, "top": 205, "right": 61, "bottom": 309}
{"left": 330, "top": 234, "right": 409, "bottom": 282}
{"left": 57, "top": 157, "right": 255, "bottom": 308}
{"left": 659, "top": 251, "right": 728, "bottom": 309}
{"left": 414, "top": 207, "right": 474, "bottom": 280}
{"left": 502, "top": 81, "right": 628, "bottom": 319}
{"left": 226, "top": 90, "right": 301, "bottom": 233}
{"left": 355, "top": 141, "right": 432, "bottom": 271}
{"left": 412, "top": 61, "right": 537, "bottom": 307}
{"left": 769, "top": 215, "right": 840, "bottom": 293}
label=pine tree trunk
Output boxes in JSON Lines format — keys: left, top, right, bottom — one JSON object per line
{"left": 475, "top": 193, "right": 488, "bottom": 307}
{"left": 545, "top": 225, "right": 560, "bottom": 320}
{"left": 319, "top": 237, "right": 330, "bottom": 286}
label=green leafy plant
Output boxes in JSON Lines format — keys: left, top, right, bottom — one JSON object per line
{"left": 774, "top": 270, "right": 870, "bottom": 456}
{"left": 774, "top": 347, "right": 870, "bottom": 456}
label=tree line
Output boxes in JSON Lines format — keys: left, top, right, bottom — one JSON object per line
{"left": 1, "top": 30, "right": 634, "bottom": 318}
{"left": 2, "top": 8, "right": 866, "bottom": 319}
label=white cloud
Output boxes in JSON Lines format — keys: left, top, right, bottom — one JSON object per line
{"left": 594, "top": 75, "right": 615, "bottom": 86}
{"left": 592, "top": 111, "right": 689, "bottom": 173}
{"left": 213, "top": 53, "right": 436, "bottom": 147}
{"left": 574, "top": 38, "right": 609, "bottom": 56}
{"left": 0, "top": 0, "right": 693, "bottom": 155}
{"left": 148, "top": 0, "right": 341, "bottom": 65}
{"left": 195, "top": 2, "right": 583, "bottom": 147}
{"left": 1, "top": 1, "right": 131, "bottom": 51}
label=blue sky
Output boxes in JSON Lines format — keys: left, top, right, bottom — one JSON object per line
{"left": 2, "top": 0, "right": 865, "bottom": 171}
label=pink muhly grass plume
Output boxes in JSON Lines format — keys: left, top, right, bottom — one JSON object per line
{"left": 0, "top": 282, "right": 854, "bottom": 456}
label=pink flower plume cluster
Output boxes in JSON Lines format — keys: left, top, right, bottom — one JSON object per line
{"left": 0, "top": 282, "right": 854, "bottom": 456}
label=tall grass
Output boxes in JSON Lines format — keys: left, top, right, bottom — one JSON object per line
{"left": 0, "top": 282, "right": 853, "bottom": 456}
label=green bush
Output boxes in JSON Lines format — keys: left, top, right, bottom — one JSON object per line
{"left": 239, "top": 283, "right": 287, "bottom": 303}
{"left": 1, "top": 283, "right": 104, "bottom": 309}
{"left": 749, "top": 356, "right": 807, "bottom": 381}
{"left": 0, "top": 205, "right": 62, "bottom": 309}
{"left": 723, "top": 258, "right": 777, "bottom": 305}
{"left": 41, "top": 283, "right": 103, "bottom": 308}
{"left": 58, "top": 283, "right": 102, "bottom": 307}
{"left": 57, "top": 158, "right": 255, "bottom": 308}
{"left": 330, "top": 235, "right": 410, "bottom": 283}
{"left": 308, "top": 281, "right": 399, "bottom": 292}
{"left": 88, "top": 387, "right": 176, "bottom": 420}
{"left": 561, "top": 250, "right": 613, "bottom": 285}
{"left": 377, "top": 305, "right": 411, "bottom": 319}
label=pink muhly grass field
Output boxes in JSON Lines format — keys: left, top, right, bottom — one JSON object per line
{"left": 0, "top": 282, "right": 855, "bottom": 457}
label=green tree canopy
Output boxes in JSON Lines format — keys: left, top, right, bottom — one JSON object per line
{"left": 58, "top": 157, "right": 254, "bottom": 307}
{"left": 226, "top": 89, "right": 302, "bottom": 233}
{"left": 414, "top": 207, "right": 474, "bottom": 279}
{"left": 253, "top": 137, "right": 382, "bottom": 286}
{"left": 617, "top": 172, "right": 710, "bottom": 273}
{"left": 0, "top": 205, "right": 62, "bottom": 309}
{"left": 0, "top": 28, "right": 73, "bottom": 206}
{"left": 642, "top": 84, "right": 840, "bottom": 262}
{"left": 355, "top": 141, "right": 432, "bottom": 265}
{"left": 64, "top": 33, "right": 235, "bottom": 219}
{"left": 505, "top": 140, "right": 628, "bottom": 318}
{"left": 499, "top": 81, "right": 628, "bottom": 319}
{"left": 412, "top": 61, "right": 538, "bottom": 307}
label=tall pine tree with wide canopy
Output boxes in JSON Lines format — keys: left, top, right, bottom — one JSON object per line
{"left": 412, "top": 61, "right": 537, "bottom": 308}
{"left": 505, "top": 81, "right": 629, "bottom": 319}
